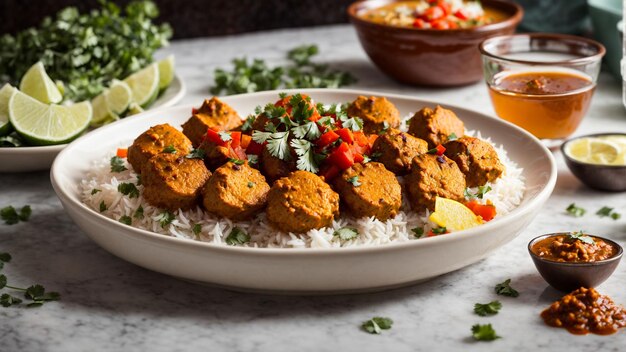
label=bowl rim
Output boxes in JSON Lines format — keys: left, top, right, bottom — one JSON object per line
{"left": 561, "top": 132, "right": 626, "bottom": 169}
{"left": 347, "top": 0, "right": 523, "bottom": 35}
{"left": 528, "top": 232, "right": 624, "bottom": 267}
{"left": 479, "top": 32, "right": 606, "bottom": 66}
{"left": 50, "top": 88, "right": 557, "bottom": 256}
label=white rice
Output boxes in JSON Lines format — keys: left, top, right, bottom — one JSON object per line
{"left": 80, "top": 116, "right": 525, "bottom": 249}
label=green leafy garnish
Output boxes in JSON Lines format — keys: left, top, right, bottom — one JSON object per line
{"left": 411, "top": 227, "right": 424, "bottom": 238}
{"left": 474, "top": 301, "right": 502, "bottom": 316}
{"left": 241, "top": 115, "right": 256, "bottom": 132}
{"left": 566, "top": 231, "right": 594, "bottom": 245}
{"left": 24, "top": 284, "right": 61, "bottom": 308}
{"left": 494, "top": 279, "right": 519, "bottom": 297}
{"left": 0, "top": 1, "right": 172, "bottom": 101}
{"left": 471, "top": 324, "right": 500, "bottom": 341}
{"left": 110, "top": 156, "right": 127, "bottom": 173}
{"left": 448, "top": 132, "right": 458, "bottom": 141}
{"left": 1, "top": 205, "right": 31, "bottom": 225}
{"left": 91, "top": 189, "right": 101, "bottom": 195}
{"left": 0, "top": 253, "right": 61, "bottom": 308}
{"left": 117, "top": 182, "right": 139, "bottom": 198}
{"left": 347, "top": 176, "right": 361, "bottom": 187}
{"left": 99, "top": 201, "right": 107, "bottom": 213}
{"left": 162, "top": 145, "right": 177, "bottom": 154}
{"left": 0, "top": 294, "right": 23, "bottom": 307}
{"left": 228, "top": 158, "right": 245, "bottom": 165}
{"left": 156, "top": 211, "right": 175, "bottom": 228}
{"left": 247, "top": 154, "right": 259, "bottom": 165}
{"left": 596, "top": 206, "right": 621, "bottom": 220}
{"left": 0, "top": 253, "right": 11, "bottom": 263}
{"left": 362, "top": 317, "right": 393, "bottom": 334}
{"left": 333, "top": 227, "right": 359, "bottom": 241}
{"left": 218, "top": 131, "right": 232, "bottom": 142}
{"left": 186, "top": 148, "right": 206, "bottom": 160}
{"left": 465, "top": 185, "right": 491, "bottom": 200}
{"left": 0, "top": 134, "right": 24, "bottom": 148}
{"left": 247, "top": 182, "right": 255, "bottom": 188}
{"left": 118, "top": 215, "right": 132, "bottom": 225}
{"left": 431, "top": 226, "right": 447, "bottom": 235}
{"left": 566, "top": 203, "right": 585, "bottom": 217}
{"left": 133, "top": 206, "right": 144, "bottom": 219}
{"left": 225, "top": 227, "right": 250, "bottom": 246}
{"left": 192, "top": 224, "right": 202, "bottom": 236}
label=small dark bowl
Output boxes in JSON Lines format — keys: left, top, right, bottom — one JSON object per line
{"left": 528, "top": 233, "right": 623, "bottom": 292}
{"left": 561, "top": 133, "right": 626, "bottom": 192}
{"left": 347, "top": 0, "right": 523, "bottom": 86}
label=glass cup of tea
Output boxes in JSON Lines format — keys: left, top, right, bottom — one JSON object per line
{"left": 479, "top": 33, "right": 605, "bottom": 144}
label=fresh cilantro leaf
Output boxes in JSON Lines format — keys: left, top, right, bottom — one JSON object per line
{"left": 228, "top": 158, "right": 245, "bottom": 165}
{"left": 157, "top": 211, "right": 175, "bottom": 228}
{"left": 494, "top": 279, "right": 519, "bottom": 297}
{"left": 566, "top": 231, "right": 595, "bottom": 245}
{"left": 91, "top": 189, "right": 101, "bottom": 195}
{"left": 241, "top": 115, "right": 256, "bottom": 132}
{"left": 471, "top": 324, "right": 500, "bottom": 341}
{"left": 287, "top": 44, "right": 319, "bottom": 66}
{"left": 118, "top": 215, "right": 132, "bottom": 225}
{"left": 611, "top": 212, "right": 621, "bottom": 220}
{"left": 476, "top": 186, "right": 491, "bottom": 199}
{"left": 290, "top": 139, "right": 320, "bottom": 173}
{"left": 448, "top": 132, "right": 458, "bottom": 141}
{"left": 338, "top": 113, "right": 363, "bottom": 132}
{"left": 431, "top": 226, "right": 447, "bottom": 235}
{"left": 411, "top": 227, "right": 424, "bottom": 238}
{"left": 162, "top": 145, "right": 177, "bottom": 154}
{"left": 117, "top": 183, "right": 139, "bottom": 198}
{"left": 347, "top": 176, "right": 361, "bottom": 187}
{"left": 333, "top": 227, "right": 359, "bottom": 240}
{"left": 133, "top": 206, "right": 144, "bottom": 219}
{"left": 292, "top": 121, "right": 321, "bottom": 140}
{"left": 0, "top": 253, "right": 11, "bottom": 263}
{"left": 379, "top": 121, "right": 390, "bottom": 134}
{"left": 186, "top": 148, "right": 206, "bottom": 160}
{"left": 218, "top": 131, "right": 232, "bottom": 142}
{"left": 247, "top": 154, "right": 259, "bottom": 165}
{"left": 362, "top": 317, "right": 393, "bottom": 334}
{"left": 1, "top": 206, "right": 19, "bottom": 225}
{"left": 99, "top": 201, "right": 107, "bottom": 213}
{"left": 0, "top": 274, "right": 6, "bottom": 289}
{"left": 266, "top": 131, "right": 291, "bottom": 161}
{"left": 110, "top": 156, "right": 128, "bottom": 173}
{"left": 193, "top": 223, "right": 202, "bottom": 236}
{"left": 278, "top": 92, "right": 288, "bottom": 99}
{"left": 252, "top": 131, "right": 272, "bottom": 144}
{"left": 25, "top": 284, "right": 60, "bottom": 304}
{"left": 247, "top": 182, "right": 255, "bottom": 188}
{"left": 225, "top": 227, "right": 250, "bottom": 245}
{"left": 566, "top": 203, "right": 585, "bottom": 217}
{"left": 0, "top": 134, "right": 24, "bottom": 147}
{"left": 596, "top": 206, "right": 620, "bottom": 220}
{"left": 0, "top": 293, "right": 22, "bottom": 307}
{"left": 474, "top": 301, "right": 502, "bottom": 316}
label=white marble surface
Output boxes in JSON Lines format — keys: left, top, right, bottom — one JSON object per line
{"left": 1, "top": 25, "right": 626, "bottom": 351}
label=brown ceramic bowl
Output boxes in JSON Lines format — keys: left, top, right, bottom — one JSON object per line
{"left": 561, "top": 133, "right": 626, "bottom": 192}
{"left": 347, "top": 0, "right": 523, "bottom": 87}
{"left": 528, "top": 233, "right": 623, "bottom": 292}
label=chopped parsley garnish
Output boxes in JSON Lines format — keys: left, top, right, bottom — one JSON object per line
{"left": 133, "top": 206, "right": 144, "bottom": 219}
{"left": 0, "top": 253, "right": 11, "bottom": 263}
{"left": 333, "top": 227, "right": 359, "bottom": 240}
{"left": 347, "top": 175, "right": 361, "bottom": 187}
{"left": 474, "top": 301, "right": 502, "bottom": 316}
{"left": 162, "top": 145, "right": 177, "bottom": 154}
{"left": 448, "top": 132, "right": 458, "bottom": 141}
{"left": 465, "top": 185, "right": 492, "bottom": 200}
{"left": 494, "top": 279, "right": 519, "bottom": 297}
{"left": 91, "top": 189, "right": 101, "bottom": 195}
{"left": 99, "top": 201, "right": 107, "bottom": 213}
{"left": 339, "top": 114, "right": 363, "bottom": 132}
{"left": 566, "top": 203, "right": 585, "bottom": 217}
{"left": 186, "top": 148, "right": 206, "bottom": 160}
{"left": 566, "top": 231, "right": 594, "bottom": 245}
{"left": 362, "top": 317, "right": 393, "bottom": 334}
{"left": 156, "top": 211, "right": 175, "bottom": 228}
{"left": 110, "top": 156, "right": 128, "bottom": 173}
{"left": 0, "top": 294, "right": 22, "bottom": 307}
{"left": 225, "top": 227, "right": 250, "bottom": 245}
{"left": 228, "top": 158, "right": 245, "bottom": 165}
{"left": 118, "top": 215, "right": 132, "bottom": 225}
{"left": 431, "top": 226, "right": 447, "bottom": 235}
{"left": 596, "top": 206, "right": 620, "bottom": 220}
{"left": 117, "top": 182, "right": 139, "bottom": 198}
{"left": 411, "top": 227, "right": 424, "bottom": 238}
{"left": 241, "top": 115, "right": 256, "bottom": 132}
{"left": 247, "top": 181, "right": 255, "bottom": 188}
{"left": 1, "top": 205, "right": 31, "bottom": 225}
{"left": 471, "top": 324, "right": 500, "bottom": 341}
{"left": 192, "top": 224, "right": 202, "bottom": 236}
{"left": 427, "top": 147, "right": 438, "bottom": 154}
{"left": 218, "top": 131, "right": 232, "bottom": 142}
{"left": 0, "top": 253, "right": 60, "bottom": 308}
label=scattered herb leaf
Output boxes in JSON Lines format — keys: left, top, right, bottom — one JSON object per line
{"left": 566, "top": 231, "right": 594, "bottom": 245}
{"left": 333, "top": 227, "right": 359, "bottom": 241}
{"left": 362, "top": 317, "right": 393, "bottom": 334}
{"left": 596, "top": 206, "right": 621, "bottom": 220}
{"left": 117, "top": 182, "right": 139, "bottom": 198}
{"left": 110, "top": 156, "right": 128, "bottom": 173}
{"left": 133, "top": 205, "right": 144, "bottom": 219}
{"left": 192, "top": 223, "right": 202, "bottom": 236}
{"left": 566, "top": 203, "right": 585, "bottom": 217}
{"left": 494, "top": 279, "right": 519, "bottom": 297}
{"left": 162, "top": 145, "right": 177, "bottom": 154}
{"left": 91, "top": 189, "right": 101, "bottom": 195}
{"left": 118, "top": 215, "right": 132, "bottom": 225}
{"left": 0, "top": 293, "right": 22, "bottom": 307}
{"left": 471, "top": 324, "right": 500, "bottom": 341}
{"left": 474, "top": 301, "right": 502, "bottom": 316}
{"left": 225, "top": 227, "right": 250, "bottom": 245}
{"left": 156, "top": 211, "right": 175, "bottom": 228}
{"left": 411, "top": 227, "right": 424, "bottom": 238}
{"left": 99, "top": 201, "right": 107, "bottom": 213}
{"left": 431, "top": 226, "right": 447, "bottom": 235}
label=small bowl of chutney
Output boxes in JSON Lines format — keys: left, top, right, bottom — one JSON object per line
{"left": 479, "top": 33, "right": 605, "bottom": 144}
{"left": 528, "top": 232, "right": 623, "bottom": 292}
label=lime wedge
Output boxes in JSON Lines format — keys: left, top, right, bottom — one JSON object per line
{"left": 126, "top": 102, "right": 144, "bottom": 116}
{"left": 124, "top": 63, "right": 159, "bottom": 108}
{"left": 0, "top": 84, "right": 16, "bottom": 136}
{"left": 19, "top": 62, "right": 63, "bottom": 104}
{"left": 429, "top": 197, "right": 482, "bottom": 231}
{"left": 90, "top": 93, "right": 119, "bottom": 127}
{"left": 157, "top": 55, "right": 175, "bottom": 91}
{"left": 9, "top": 91, "right": 92, "bottom": 145}
{"left": 106, "top": 79, "right": 132, "bottom": 115}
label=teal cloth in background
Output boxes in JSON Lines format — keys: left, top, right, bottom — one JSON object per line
{"left": 516, "top": 0, "right": 591, "bottom": 34}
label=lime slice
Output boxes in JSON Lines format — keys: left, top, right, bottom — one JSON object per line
{"left": 19, "top": 62, "right": 63, "bottom": 104}
{"left": 106, "top": 79, "right": 132, "bottom": 115}
{"left": 9, "top": 91, "right": 92, "bottom": 145}
{"left": 429, "top": 197, "right": 482, "bottom": 231}
{"left": 124, "top": 63, "right": 159, "bottom": 108}
{"left": 157, "top": 55, "right": 175, "bottom": 91}
{"left": 588, "top": 140, "right": 619, "bottom": 165}
{"left": 0, "top": 84, "right": 16, "bottom": 136}
{"left": 90, "top": 93, "right": 119, "bottom": 127}
{"left": 126, "top": 102, "right": 144, "bottom": 116}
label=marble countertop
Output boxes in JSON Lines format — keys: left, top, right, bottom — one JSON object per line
{"left": 1, "top": 25, "right": 625, "bottom": 352}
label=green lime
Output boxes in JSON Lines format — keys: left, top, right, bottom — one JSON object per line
{"left": 9, "top": 91, "right": 92, "bottom": 145}
{"left": 90, "top": 93, "right": 119, "bottom": 127}
{"left": 126, "top": 102, "right": 144, "bottom": 116}
{"left": 19, "top": 62, "right": 63, "bottom": 104}
{"left": 124, "top": 63, "right": 159, "bottom": 108}
{"left": 106, "top": 79, "right": 132, "bottom": 115}
{"left": 0, "top": 84, "right": 16, "bottom": 136}
{"left": 157, "top": 55, "right": 175, "bottom": 91}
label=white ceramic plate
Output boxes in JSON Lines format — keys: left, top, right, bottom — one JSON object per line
{"left": 0, "top": 75, "right": 186, "bottom": 173}
{"left": 51, "top": 89, "right": 556, "bottom": 294}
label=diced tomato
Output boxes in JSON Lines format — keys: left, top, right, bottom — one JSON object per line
{"left": 367, "top": 134, "right": 379, "bottom": 147}
{"left": 412, "top": 18, "right": 426, "bottom": 28}
{"left": 320, "top": 164, "right": 341, "bottom": 181}
{"left": 421, "top": 6, "right": 444, "bottom": 21}
{"left": 465, "top": 200, "right": 497, "bottom": 221}
{"left": 246, "top": 141, "right": 265, "bottom": 155}
{"left": 454, "top": 9, "right": 469, "bottom": 20}
{"left": 354, "top": 131, "right": 369, "bottom": 147}
{"left": 205, "top": 128, "right": 228, "bottom": 147}
{"left": 191, "top": 107, "right": 199, "bottom": 115}
{"left": 353, "top": 152, "right": 365, "bottom": 164}
{"left": 317, "top": 130, "right": 340, "bottom": 147}
{"left": 336, "top": 128, "right": 354, "bottom": 144}
{"left": 241, "top": 134, "right": 252, "bottom": 149}
{"left": 229, "top": 131, "right": 242, "bottom": 149}
{"left": 328, "top": 142, "right": 354, "bottom": 170}
{"left": 437, "top": 1, "right": 451, "bottom": 15}
{"left": 431, "top": 20, "right": 450, "bottom": 30}
{"left": 116, "top": 148, "right": 128, "bottom": 158}
{"left": 436, "top": 144, "right": 446, "bottom": 155}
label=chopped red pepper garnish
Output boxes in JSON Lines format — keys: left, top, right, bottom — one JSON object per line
{"left": 245, "top": 141, "right": 265, "bottom": 155}
{"left": 465, "top": 200, "right": 497, "bottom": 221}
{"left": 116, "top": 148, "right": 128, "bottom": 158}
{"left": 317, "top": 130, "right": 340, "bottom": 148}
{"left": 336, "top": 128, "right": 354, "bottom": 144}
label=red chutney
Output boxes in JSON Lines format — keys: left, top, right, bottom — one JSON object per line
{"left": 541, "top": 287, "right": 626, "bottom": 335}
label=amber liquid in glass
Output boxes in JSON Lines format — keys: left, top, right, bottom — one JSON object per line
{"left": 488, "top": 71, "right": 595, "bottom": 139}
